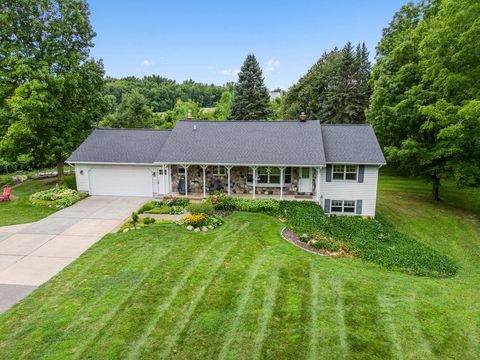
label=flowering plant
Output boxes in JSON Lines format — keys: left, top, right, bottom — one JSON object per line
{"left": 207, "top": 191, "right": 234, "bottom": 210}
{"left": 185, "top": 213, "right": 208, "bottom": 227}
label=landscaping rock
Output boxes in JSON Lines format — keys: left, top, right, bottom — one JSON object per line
{"left": 186, "top": 225, "right": 194, "bottom": 231}
{"left": 201, "top": 226, "right": 208, "bottom": 232}
{"left": 207, "top": 225, "right": 214, "bottom": 230}
{"left": 122, "top": 228, "right": 129, "bottom": 233}
{"left": 194, "top": 227, "right": 201, "bottom": 232}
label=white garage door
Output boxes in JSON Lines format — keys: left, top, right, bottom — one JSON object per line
{"left": 89, "top": 167, "right": 153, "bottom": 196}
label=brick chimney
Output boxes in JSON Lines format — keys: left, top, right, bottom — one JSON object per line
{"left": 298, "top": 112, "right": 306, "bottom": 122}
{"left": 186, "top": 109, "right": 193, "bottom": 120}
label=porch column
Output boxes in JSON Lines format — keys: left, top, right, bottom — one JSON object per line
{"left": 279, "top": 167, "right": 285, "bottom": 201}
{"left": 182, "top": 165, "right": 190, "bottom": 197}
{"left": 200, "top": 165, "right": 208, "bottom": 198}
{"left": 225, "top": 166, "right": 233, "bottom": 195}
{"left": 251, "top": 166, "right": 257, "bottom": 199}
{"left": 316, "top": 167, "right": 321, "bottom": 203}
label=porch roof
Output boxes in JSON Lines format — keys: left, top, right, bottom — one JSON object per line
{"left": 155, "top": 120, "right": 327, "bottom": 166}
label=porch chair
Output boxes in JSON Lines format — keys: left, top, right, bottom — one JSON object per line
{"left": 208, "top": 179, "right": 224, "bottom": 195}
{"left": 177, "top": 178, "right": 189, "bottom": 195}
{"left": 1, "top": 187, "right": 12, "bottom": 202}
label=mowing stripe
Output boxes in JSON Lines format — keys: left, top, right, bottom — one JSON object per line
{"left": 308, "top": 266, "right": 320, "bottom": 360}
{"left": 217, "top": 254, "right": 266, "bottom": 360}
{"left": 71, "top": 244, "right": 176, "bottom": 360}
{"left": 378, "top": 294, "right": 404, "bottom": 360}
{"left": 156, "top": 228, "right": 253, "bottom": 360}
{"left": 127, "top": 224, "right": 248, "bottom": 360}
{"left": 406, "top": 291, "right": 434, "bottom": 359}
{"left": 251, "top": 267, "right": 280, "bottom": 360}
{"left": 333, "top": 279, "right": 349, "bottom": 360}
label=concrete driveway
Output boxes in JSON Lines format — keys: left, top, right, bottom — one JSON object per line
{"left": 0, "top": 196, "right": 149, "bottom": 313}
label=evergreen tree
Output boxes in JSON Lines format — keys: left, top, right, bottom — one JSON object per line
{"left": 229, "top": 54, "right": 272, "bottom": 120}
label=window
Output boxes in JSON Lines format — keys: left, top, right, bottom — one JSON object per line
{"left": 331, "top": 200, "right": 356, "bottom": 214}
{"left": 178, "top": 167, "right": 185, "bottom": 175}
{"left": 247, "top": 167, "right": 291, "bottom": 186}
{"left": 212, "top": 165, "right": 226, "bottom": 177}
{"left": 332, "top": 165, "right": 357, "bottom": 181}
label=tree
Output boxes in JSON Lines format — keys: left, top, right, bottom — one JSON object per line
{"left": 367, "top": 0, "right": 480, "bottom": 200}
{"left": 0, "top": 0, "right": 107, "bottom": 178}
{"left": 212, "top": 90, "right": 233, "bottom": 120}
{"left": 229, "top": 54, "right": 272, "bottom": 120}
{"left": 103, "top": 91, "right": 154, "bottom": 128}
{"left": 281, "top": 42, "right": 371, "bottom": 123}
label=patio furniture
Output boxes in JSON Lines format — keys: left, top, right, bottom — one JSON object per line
{"left": 208, "top": 179, "right": 223, "bottom": 195}
{"left": 177, "top": 178, "right": 189, "bottom": 195}
{"left": 1, "top": 187, "right": 12, "bottom": 202}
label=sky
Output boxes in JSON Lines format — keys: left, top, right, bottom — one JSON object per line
{"left": 87, "top": 0, "right": 411, "bottom": 90}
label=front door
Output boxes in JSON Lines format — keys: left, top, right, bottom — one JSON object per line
{"left": 298, "top": 167, "right": 313, "bottom": 193}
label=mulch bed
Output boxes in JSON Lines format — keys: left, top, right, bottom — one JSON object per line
{"left": 280, "top": 227, "right": 326, "bottom": 256}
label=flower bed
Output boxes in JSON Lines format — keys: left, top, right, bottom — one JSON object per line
{"left": 139, "top": 199, "right": 188, "bottom": 215}
{"left": 176, "top": 213, "right": 224, "bottom": 232}
{"left": 29, "top": 185, "right": 87, "bottom": 208}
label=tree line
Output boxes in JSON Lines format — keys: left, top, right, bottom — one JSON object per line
{"left": 0, "top": 0, "right": 479, "bottom": 199}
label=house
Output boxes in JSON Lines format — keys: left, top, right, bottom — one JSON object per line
{"left": 67, "top": 117, "right": 386, "bottom": 217}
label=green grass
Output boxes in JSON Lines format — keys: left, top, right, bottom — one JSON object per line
{"left": 0, "top": 175, "right": 75, "bottom": 226}
{"left": 0, "top": 175, "right": 479, "bottom": 359}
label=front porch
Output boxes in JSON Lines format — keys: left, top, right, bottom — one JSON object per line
{"left": 157, "top": 164, "right": 322, "bottom": 203}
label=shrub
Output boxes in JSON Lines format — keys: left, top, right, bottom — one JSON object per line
{"left": 168, "top": 197, "right": 190, "bottom": 207}
{"left": 185, "top": 213, "right": 208, "bottom": 227}
{"left": 143, "top": 217, "right": 155, "bottom": 225}
{"left": 169, "top": 205, "right": 184, "bottom": 215}
{"left": 309, "top": 235, "right": 341, "bottom": 252}
{"left": 144, "top": 205, "right": 171, "bottom": 214}
{"left": 204, "top": 215, "right": 224, "bottom": 229}
{"left": 231, "top": 198, "right": 280, "bottom": 213}
{"left": 29, "top": 185, "right": 87, "bottom": 208}
{"left": 138, "top": 202, "right": 155, "bottom": 214}
{"left": 187, "top": 202, "right": 214, "bottom": 215}
{"left": 131, "top": 211, "right": 139, "bottom": 225}
{"left": 207, "top": 192, "right": 235, "bottom": 210}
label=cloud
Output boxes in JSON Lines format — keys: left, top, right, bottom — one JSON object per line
{"left": 220, "top": 68, "right": 240, "bottom": 76}
{"left": 142, "top": 60, "right": 152, "bottom": 66}
{"left": 265, "top": 59, "right": 280, "bottom": 72}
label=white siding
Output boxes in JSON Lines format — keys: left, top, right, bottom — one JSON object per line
{"left": 73, "top": 164, "right": 156, "bottom": 197}
{"left": 319, "top": 165, "right": 380, "bottom": 217}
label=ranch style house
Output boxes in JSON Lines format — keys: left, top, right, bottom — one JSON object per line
{"left": 67, "top": 117, "right": 386, "bottom": 217}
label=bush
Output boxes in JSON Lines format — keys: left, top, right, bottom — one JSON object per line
{"left": 131, "top": 211, "right": 139, "bottom": 225}
{"left": 185, "top": 213, "right": 208, "bottom": 227}
{"left": 279, "top": 200, "right": 457, "bottom": 277}
{"left": 169, "top": 205, "right": 184, "bottom": 215}
{"left": 168, "top": 197, "right": 190, "bottom": 207}
{"left": 204, "top": 214, "right": 224, "bottom": 229}
{"left": 29, "top": 185, "right": 87, "bottom": 208}
{"left": 143, "top": 217, "right": 155, "bottom": 225}
{"left": 309, "top": 235, "right": 341, "bottom": 252}
{"left": 231, "top": 198, "right": 280, "bottom": 213}
{"left": 61, "top": 175, "right": 77, "bottom": 190}
{"left": 186, "top": 202, "right": 215, "bottom": 215}
{"left": 139, "top": 202, "right": 155, "bottom": 214}
{"left": 207, "top": 192, "right": 235, "bottom": 210}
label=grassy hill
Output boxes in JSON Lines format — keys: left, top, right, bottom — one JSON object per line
{"left": 0, "top": 174, "right": 478, "bottom": 359}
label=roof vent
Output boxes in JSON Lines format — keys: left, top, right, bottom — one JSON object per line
{"left": 298, "top": 112, "right": 307, "bottom": 122}
{"left": 186, "top": 109, "right": 193, "bottom": 120}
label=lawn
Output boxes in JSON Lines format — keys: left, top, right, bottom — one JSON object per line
{"left": 0, "top": 175, "right": 479, "bottom": 359}
{"left": 0, "top": 175, "right": 76, "bottom": 226}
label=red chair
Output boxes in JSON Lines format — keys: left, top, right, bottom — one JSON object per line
{"left": 1, "top": 187, "right": 12, "bottom": 202}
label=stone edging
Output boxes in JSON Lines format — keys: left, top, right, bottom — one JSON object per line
{"left": 280, "top": 227, "right": 326, "bottom": 256}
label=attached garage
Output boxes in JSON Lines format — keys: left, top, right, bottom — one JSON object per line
{"left": 87, "top": 165, "right": 154, "bottom": 197}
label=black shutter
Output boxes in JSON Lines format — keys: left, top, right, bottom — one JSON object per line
{"left": 326, "top": 165, "right": 332, "bottom": 182}
{"left": 358, "top": 165, "right": 365, "bottom": 183}
{"left": 356, "top": 200, "right": 363, "bottom": 215}
{"left": 324, "top": 199, "right": 331, "bottom": 213}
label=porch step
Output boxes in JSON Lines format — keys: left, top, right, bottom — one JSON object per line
{"left": 294, "top": 194, "right": 314, "bottom": 199}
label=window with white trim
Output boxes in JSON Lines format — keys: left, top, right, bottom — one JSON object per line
{"left": 178, "top": 167, "right": 186, "bottom": 175}
{"left": 332, "top": 165, "right": 357, "bottom": 181}
{"left": 212, "top": 165, "right": 226, "bottom": 177}
{"left": 247, "top": 167, "right": 291, "bottom": 186}
{"left": 331, "top": 200, "right": 356, "bottom": 214}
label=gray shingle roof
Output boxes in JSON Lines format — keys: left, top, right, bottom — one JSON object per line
{"left": 67, "top": 121, "right": 386, "bottom": 166}
{"left": 155, "top": 120, "right": 327, "bottom": 166}
{"left": 66, "top": 128, "right": 171, "bottom": 164}
{"left": 321, "top": 124, "right": 386, "bottom": 164}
